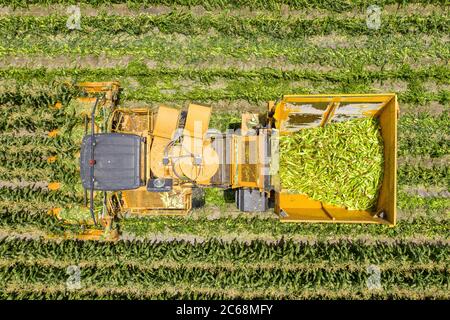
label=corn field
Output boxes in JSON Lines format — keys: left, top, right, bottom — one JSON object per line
{"left": 0, "top": 0, "right": 448, "bottom": 300}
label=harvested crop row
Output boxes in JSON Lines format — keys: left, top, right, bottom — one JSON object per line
{"left": 0, "top": 29, "right": 437, "bottom": 66}
{"left": 1, "top": 14, "right": 448, "bottom": 38}
{"left": 1, "top": 81, "right": 448, "bottom": 107}
{"left": 1, "top": 71, "right": 448, "bottom": 107}
{"left": 0, "top": 238, "right": 447, "bottom": 264}
{"left": 2, "top": 283, "right": 449, "bottom": 300}
{"left": 398, "top": 193, "right": 450, "bottom": 212}
{"left": 0, "top": 170, "right": 447, "bottom": 214}
{"left": 1, "top": 45, "right": 448, "bottom": 71}
{"left": 102, "top": 85, "right": 448, "bottom": 106}
{"left": 0, "top": 181, "right": 447, "bottom": 215}
{"left": 1, "top": 199, "right": 448, "bottom": 240}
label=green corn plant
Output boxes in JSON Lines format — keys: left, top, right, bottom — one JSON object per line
{"left": 120, "top": 215, "right": 449, "bottom": 240}
{"left": 0, "top": 238, "right": 447, "bottom": 265}
{"left": 1, "top": 13, "right": 448, "bottom": 38}
{"left": 279, "top": 117, "right": 384, "bottom": 211}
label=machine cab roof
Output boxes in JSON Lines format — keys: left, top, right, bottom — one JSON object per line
{"left": 80, "top": 133, "right": 143, "bottom": 191}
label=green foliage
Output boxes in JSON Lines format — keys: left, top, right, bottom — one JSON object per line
{"left": 1, "top": 0, "right": 447, "bottom": 11}
{"left": 121, "top": 216, "right": 449, "bottom": 239}
{"left": 399, "top": 111, "right": 450, "bottom": 157}
{"left": 204, "top": 188, "right": 226, "bottom": 207}
{"left": 1, "top": 13, "right": 448, "bottom": 38}
{"left": 399, "top": 164, "right": 449, "bottom": 188}
{"left": 1, "top": 66, "right": 448, "bottom": 105}
{"left": 0, "top": 261, "right": 447, "bottom": 294}
{"left": 0, "top": 0, "right": 448, "bottom": 301}
{"left": 0, "top": 206, "right": 81, "bottom": 234}
{"left": 0, "top": 185, "right": 82, "bottom": 205}
{"left": 279, "top": 118, "right": 384, "bottom": 210}
{"left": 1, "top": 34, "right": 448, "bottom": 71}
{"left": 0, "top": 237, "right": 447, "bottom": 264}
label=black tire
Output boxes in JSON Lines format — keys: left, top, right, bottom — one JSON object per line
{"left": 223, "top": 188, "right": 235, "bottom": 203}
{"left": 235, "top": 188, "right": 268, "bottom": 212}
{"left": 191, "top": 187, "right": 205, "bottom": 208}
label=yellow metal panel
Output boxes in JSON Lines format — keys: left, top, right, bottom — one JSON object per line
{"left": 184, "top": 104, "right": 211, "bottom": 139}
{"left": 152, "top": 106, "right": 180, "bottom": 139}
{"left": 241, "top": 113, "right": 259, "bottom": 135}
{"left": 150, "top": 106, "right": 180, "bottom": 177}
{"left": 237, "top": 135, "right": 259, "bottom": 188}
{"left": 279, "top": 193, "right": 322, "bottom": 209}
{"left": 376, "top": 95, "right": 398, "bottom": 226}
{"left": 279, "top": 208, "right": 332, "bottom": 222}
{"left": 122, "top": 186, "right": 191, "bottom": 215}
{"left": 150, "top": 138, "right": 172, "bottom": 178}
{"left": 283, "top": 94, "right": 394, "bottom": 102}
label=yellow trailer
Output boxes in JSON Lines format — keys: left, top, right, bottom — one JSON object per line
{"left": 270, "top": 94, "right": 398, "bottom": 225}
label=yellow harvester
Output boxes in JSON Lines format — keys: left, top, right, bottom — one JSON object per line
{"left": 63, "top": 82, "right": 398, "bottom": 238}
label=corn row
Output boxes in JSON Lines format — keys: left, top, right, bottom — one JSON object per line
{"left": 1, "top": 13, "right": 448, "bottom": 38}
{"left": 0, "top": 207, "right": 447, "bottom": 241}
{"left": 2, "top": 0, "right": 446, "bottom": 11}
{"left": 0, "top": 83, "right": 77, "bottom": 108}
{"left": 2, "top": 33, "right": 448, "bottom": 68}
{"left": 398, "top": 193, "right": 450, "bottom": 213}
{"left": 120, "top": 216, "right": 449, "bottom": 240}
{"left": 0, "top": 134, "right": 79, "bottom": 153}
{"left": 0, "top": 108, "right": 81, "bottom": 132}
{"left": 0, "top": 262, "right": 447, "bottom": 291}
{"left": 2, "top": 65, "right": 448, "bottom": 84}
{"left": 0, "top": 208, "right": 73, "bottom": 235}
{"left": 1, "top": 84, "right": 447, "bottom": 107}
{"left": 399, "top": 164, "right": 449, "bottom": 188}
{"left": 124, "top": 86, "right": 450, "bottom": 105}
{"left": 0, "top": 237, "right": 447, "bottom": 264}
{"left": 1, "top": 284, "right": 448, "bottom": 300}
{"left": 0, "top": 186, "right": 83, "bottom": 205}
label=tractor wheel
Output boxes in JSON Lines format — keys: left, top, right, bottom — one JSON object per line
{"left": 235, "top": 188, "right": 268, "bottom": 212}
{"left": 191, "top": 187, "right": 205, "bottom": 208}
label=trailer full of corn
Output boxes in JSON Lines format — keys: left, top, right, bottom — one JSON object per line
{"left": 271, "top": 94, "right": 398, "bottom": 225}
